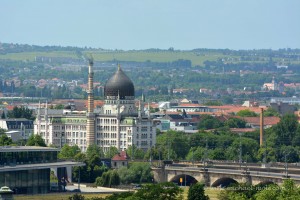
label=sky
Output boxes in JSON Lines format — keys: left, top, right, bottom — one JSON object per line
{"left": 1, "top": 0, "right": 300, "bottom": 50}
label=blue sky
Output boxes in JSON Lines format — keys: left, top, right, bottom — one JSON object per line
{"left": 1, "top": 0, "right": 299, "bottom": 50}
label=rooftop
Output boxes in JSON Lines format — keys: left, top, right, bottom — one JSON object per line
{"left": 0, "top": 161, "right": 85, "bottom": 172}
{"left": 0, "top": 146, "right": 59, "bottom": 152}
{"left": 112, "top": 151, "right": 129, "bottom": 161}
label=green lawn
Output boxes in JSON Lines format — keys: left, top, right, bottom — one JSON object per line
{"left": 182, "top": 186, "right": 221, "bottom": 200}
{"left": 0, "top": 50, "right": 226, "bottom": 66}
{"left": 14, "top": 187, "right": 220, "bottom": 200}
{"left": 14, "top": 193, "right": 108, "bottom": 200}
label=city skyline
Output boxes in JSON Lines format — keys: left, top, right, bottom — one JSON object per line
{"left": 1, "top": 0, "right": 300, "bottom": 50}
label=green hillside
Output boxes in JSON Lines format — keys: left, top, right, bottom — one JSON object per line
{"left": 1, "top": 43, "right": 300, "bottom": 66}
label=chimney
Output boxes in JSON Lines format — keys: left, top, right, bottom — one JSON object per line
{"left": 260, "top": 108, "right": 264, "bottom": 147}
{"left": 86, "top": 59, "right": 95, "bottom": 147}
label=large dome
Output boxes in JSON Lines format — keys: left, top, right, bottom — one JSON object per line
{"left": 104, "top": 66, "right": 135, "bottom": 99}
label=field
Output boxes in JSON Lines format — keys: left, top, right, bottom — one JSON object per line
{"left": 0, "top": 50, "right": 223, "bottom": 66}
{"left": 0, "top": 51, "right": 77, "bottom": 61}
{"left": 1, "top": 49, "right": 299, "bottom": 67}
{"left": 14, "top": 187, "right": 221, "bottom": 200}
{"left": 14, "top": 193, "right": 109, "bottom": 200}
{"left": 87, "top": 51, "right": 223, "bottom": 66}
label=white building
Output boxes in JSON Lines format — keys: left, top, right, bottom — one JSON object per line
{"left": 0, "top": 118, "right": 33, "bottom": 141}
{"left": 34, "top": 64, "right": 156, "bottom": 152}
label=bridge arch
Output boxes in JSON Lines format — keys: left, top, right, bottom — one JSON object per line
{"left": 169, "top": 174, "right": 198, "bottom": 186}
{"left": 211, "top": 177, "right": 238, "bottom": 188}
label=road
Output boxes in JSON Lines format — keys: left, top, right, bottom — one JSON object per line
{"left": 66, "top": 184, "right": 130, "bottom": 193}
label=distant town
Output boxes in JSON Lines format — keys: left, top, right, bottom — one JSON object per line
{"left": 1, "top": 43, "right": 300, "bottom": 199}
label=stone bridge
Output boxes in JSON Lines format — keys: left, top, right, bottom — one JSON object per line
{"left": 152, "top": 164, "right": 300, "bottom": 187}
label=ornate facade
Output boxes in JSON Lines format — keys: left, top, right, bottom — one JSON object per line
{"left": 34, "top": 63, "right": 156, "bottom": 152}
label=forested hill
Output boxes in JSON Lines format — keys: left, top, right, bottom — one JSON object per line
{"left": 1, "top": 42, "right": 300, "bottom": 67}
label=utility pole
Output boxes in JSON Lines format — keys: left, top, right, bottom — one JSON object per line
{"left": 78, "top": 167, "right": 81, "bottom": 191}
{"left": 239, "top": 133, "right": 242, "bottom": 170}
{"left": 284, "top": 151, "right": 289, "bottom": 178}
{"left": 192, "top": 148, "right": 194, "bottom": 166}
{"left": 204, "top": 137, "right": 208, "bottom": 170}
{"left": 167, "top": 139, "right": 170, "bottom": 160}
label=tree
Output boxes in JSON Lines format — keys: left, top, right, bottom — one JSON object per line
{"left": 134, "top": 182, "right": 183, "bottom": 200}
{"left": 58, "top": 144, "right": 81, "bottom": 159}
{"left": 273, "top": 114, "right": 298, "bottom": 146}
{"left": 7, "top": 106, "right": 34, "bottom": 120}
{"left": 105, "top": 146, "right": 119, "bottom": 158}
{"left": 188, "top": 183, "right": 209, "bottom": 200}
{"left": 117, "top": 163, "right": 153, "bottom": 184}
{"left": 0, "top": 134, "right": 13, "bottom": 146}
{"left": 224, "top": 118, "right": 246, "bottom": 128}
{"left": 86, "top": 144, "right": 104, "bottom": 161}
{"left": 276, "top": 146, "right": 299, "bottom": 163}
{"left": 95, "top": 170, "right": 120, "bottom": 187}
{"left": 26, "top": 134, "right": 47, "bottom": 147}
{"left": 263, "top": 107, "right": 279, "bottom": 117}
{"left": 236, "top": 109, "right": 258, "bottom": 117}
{"left": 256, "top": 146, "right": 276, "bottom": 163}
{"left": 126, "top": 145, "right": 145, "bottom": 160}
{"left": 72, "top": 144, "right": 107, "bottom": 183}
{"left": 225, "top": 137, "right": 259, "bottom": 162}
{"left": 1, "top": 112, "right": 6, "bottom": 119}
{"left": 68, "top": 194, "right": 85, "bottom": 200}
{"left": 255, "top": 179, "right": 300, "bottom": 200}
{"left": 255, "top": 184, "right": 280, "bottom": 200}
{"left": 198, "top": 115, "right": 223, "bottom": 130}
{"left": 186, "top": 147, "right": 205, "bottom": 161}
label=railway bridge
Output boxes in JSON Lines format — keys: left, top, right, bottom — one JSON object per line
{"left": 152, "top": 161, "right": 300, "bottom": 187}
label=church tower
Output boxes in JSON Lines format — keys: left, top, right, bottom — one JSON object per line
{"left": 86, "top": 59, "right": 95, "bottom": 146}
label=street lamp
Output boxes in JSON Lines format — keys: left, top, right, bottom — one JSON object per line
{"left": 78, "top": 167, "right": 81, "bottom": 191}
{"left": 76, "top": 149, "right": 81, "bottom": 191}
{"left": 284, "top": 150, "right": 289, "bottom": 178}
{"left": 239, "top": 133, "right": 242, "bottom": 170}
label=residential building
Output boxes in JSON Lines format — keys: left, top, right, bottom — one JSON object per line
{"left": 111, "top": 151, "right": 129, "bottom": 169}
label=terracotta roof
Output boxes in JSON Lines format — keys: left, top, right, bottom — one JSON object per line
{"left": 237, "top": 116, "right": 280, "bottom": 126}
{"left": 112, "top": 151, "right": 129, "bottom": 161}
{"left": 209, "top": 105, "right": 267, "bottom": 114}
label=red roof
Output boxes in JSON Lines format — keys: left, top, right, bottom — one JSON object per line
{"left": 209, "top": 105, "right": 267, "bottom": 115}
{"left": 112, "top": 151, "right": 128, "bottom": 161}
{"left": 237, "top": 116, "right": 280, "bottom": 126}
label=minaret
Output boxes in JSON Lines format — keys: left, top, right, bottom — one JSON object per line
{"left": 86, "top": 59, "right": 95, "bottom": 147}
